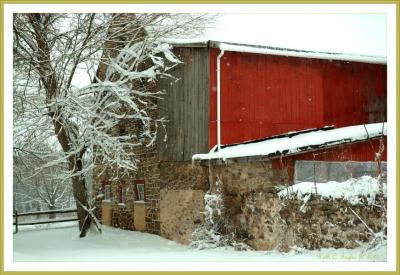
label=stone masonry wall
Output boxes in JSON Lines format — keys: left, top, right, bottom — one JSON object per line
{"left": 274, "top": 197, "right": 385, "bottom": 250}
{"left": 93, "top": 145, "right": 161, "bottom": 234}
{"left": 93, "top": 157, "right": 208, "bottom": 238}
{"left": 92, "top": 110, "right": 162, "bottom": 234}
{"left": 159, "top": 161, "right": 209, "bottom": 190}
{"left": 134, "top": 149, "right": 161, "bottom": 235}
{"left": 159, "top": 161, "right": 208, "bottom": 244}
{"left": 92, "top": 171, "right": 137, "bottom": 231}
{"left": 92, "top": 18, "right": 163, "bottom": 235}
{"left": 112, "top": 204, "right": 134, "bottom": 230}
{"left": 209, "top": 160, "right": 386, "bottom": 251}
{"left": 160, "top": 189, "right": 205, "bottom": 244}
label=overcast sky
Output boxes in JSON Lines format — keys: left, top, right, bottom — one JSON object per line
{"left": 206, "top": 13, "right": 386, "bottom": 56}
{"left": 72, "top": 13, "right": 387, "bottom": 88}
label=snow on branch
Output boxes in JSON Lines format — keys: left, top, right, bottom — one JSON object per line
{"left": 13, "top": 13, "right": 201, "bottom": 179}
{"left": 13, "top": 13, "right": 213, "bottom": 236}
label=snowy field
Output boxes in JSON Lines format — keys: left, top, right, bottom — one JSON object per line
{"left": 13, "top": 223, "right": 386, "bottom": 262}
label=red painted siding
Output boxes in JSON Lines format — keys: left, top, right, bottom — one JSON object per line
{"left": 209, "top": 48, "right": 387, "bottom": 149}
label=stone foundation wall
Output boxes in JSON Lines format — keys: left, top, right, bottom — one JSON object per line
{"left": 237, "top": 192, "right": 385, "bottom": 251}
{"left": 159, "top": 162, "right": 209, "bottom": 191}
{"left": 133, "top": 150, "right": 161, "bottom": 235}
{"left": 134, "top": 202, "right": 146, "bottom": 231}
{"left": 112, "top": 204, "right": 134, "bottom": 230}
{"left": 275, "top": 197, "right": 385, "bottom": 250}
{"left": 93, "top": 168, "right": 137, "bottom": 231}
{"left": 158, "top": 161, "right": 208, "bottom": 244}
{"left": 101, "top": 201, "right": 113, "bottom": 226}
{"left": 209, "top": 161, "right": 282, "bottom": 221}
{"left": 94, "top": 144, "right": 385, "bottom": 252}
{"left": 160, "top": 189, "right": 205, "bottom": 244}
{"left": 91, "top": 84, "right": 163, "bottom": 233}
{"left": 93, "top": 160, "right": 208, "bottom": 238}
{"left": 209, "top": 160, "right": 386, "bottom": 251}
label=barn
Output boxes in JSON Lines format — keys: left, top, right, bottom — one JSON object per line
{"left": 94, "top": 40, "right": 387, "bottom": 250}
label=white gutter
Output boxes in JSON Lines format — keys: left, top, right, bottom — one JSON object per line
{"left": 216, "top": 49, "right": 225, "bottom": 153}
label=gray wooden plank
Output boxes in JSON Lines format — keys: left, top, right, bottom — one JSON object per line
{"left": 156, "top": 47, "right": 210, "bottom": 161}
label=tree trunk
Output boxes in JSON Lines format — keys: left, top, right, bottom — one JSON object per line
{"left": 52, "top": 117, "right": 93, "bottom": 237}
{"left": 28, "top": 13, "right": 95, "bottom": 237}
{"left": 48, "top": 205, "right": 56, "bottom": 219}
{"left": 72, "top": 174, "right": 91, "bottom": 237}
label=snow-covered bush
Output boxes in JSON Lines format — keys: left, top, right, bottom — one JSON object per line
{"left": 277, "top": 176, "right": 387, "bottom": 207}
{"left": 277, "top": 175, "right": 387, "bottom": 251}
{"left": 190, "top": 178, "right": 251, "bottom": 251}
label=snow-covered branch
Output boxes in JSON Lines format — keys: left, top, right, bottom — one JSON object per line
{"left": 13, "top": 12, "right": 214, "bottom": 237}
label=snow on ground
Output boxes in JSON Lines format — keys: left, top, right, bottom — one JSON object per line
{"left": 193, "top": 122, "right": 386, "bottom": 161}
{"left": 13, "top": 223, "right": 386, "bottom": 262}
{"left": 278, "top": 176, "right": 386, "bottom": 206}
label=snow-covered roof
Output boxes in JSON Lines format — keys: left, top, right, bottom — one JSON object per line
{"left": 192, "top": 122, "right": 387, "bottom": 162}
{"left": 163, "top": 39, "right": 386, "bottom": 65}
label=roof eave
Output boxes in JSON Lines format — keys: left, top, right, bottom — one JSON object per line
{"left": 193, "top": 135, "right": 386, "bottom": 167}
{"left": 168, "top": 39, "right": 387, "bottom": 65}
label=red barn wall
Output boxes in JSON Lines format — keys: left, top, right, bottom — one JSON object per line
{"left": 209, "top": 48, "right": 387, "bottom": 149}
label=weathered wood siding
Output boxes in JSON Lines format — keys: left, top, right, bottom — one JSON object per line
{"left": 157, "top": 47, "right": 209, "bottom": 161}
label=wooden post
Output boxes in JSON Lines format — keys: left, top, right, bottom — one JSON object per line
{"left": 14, "top": 210, "right": 18, "bottom": 234}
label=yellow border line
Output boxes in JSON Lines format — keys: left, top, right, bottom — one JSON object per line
{"left": 0, "top": 0, "right": 399, "bottom": 4}
{"left": 396, "top": 1, "right": 399, "bottom": 274}
{"left": 1, "top": 1, "right": 398, "bottom": 275}
{"left": 0, "top": 0, "right": 3, "bottom": 274}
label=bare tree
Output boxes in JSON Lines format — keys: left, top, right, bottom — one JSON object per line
{"left": 13, "top": 147, "right": 74, "bottom": 218}
{"left": 13, "top": 13, "right": 213, "bottom": 237}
